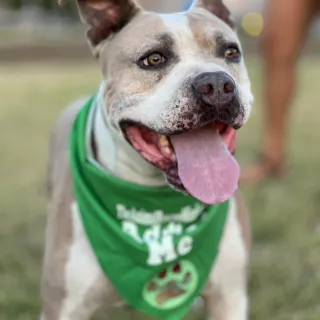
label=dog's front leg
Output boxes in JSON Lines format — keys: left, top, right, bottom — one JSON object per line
{"left": 41, "top": 203, "right": 110, "bottom": 320}
{"left": 203, "top": 200, "right": 249, "bottom": 320}
{"left": 203, "top": 282, "right": 248, "bottom": 320}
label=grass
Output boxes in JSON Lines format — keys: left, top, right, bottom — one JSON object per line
{"left": 0, "top": 57, "right": 320, "bottom": 320}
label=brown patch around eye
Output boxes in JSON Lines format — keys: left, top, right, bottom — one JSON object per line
{"left": 143, "top": 53, "right": 166, "bottom": 67}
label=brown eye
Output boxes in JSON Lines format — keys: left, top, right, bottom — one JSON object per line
{"left": 143, "top": 53, "right": 166, "bottom": 67}
{"left": 224, "top": 47, "right": 241, "bottom": 61}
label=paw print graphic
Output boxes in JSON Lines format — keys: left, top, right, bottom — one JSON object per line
{"left": 143, "top": 260, "right": 198, "bottom": 310}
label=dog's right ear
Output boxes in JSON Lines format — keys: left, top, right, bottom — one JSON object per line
{"left": 191, "top": 0, "right": 235, "bottom": 29}
{"left": 58, "top": 0, "right": 141, "bottom": 50}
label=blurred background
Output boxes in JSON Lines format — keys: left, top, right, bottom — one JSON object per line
{"left": 0, "top": 1, "right": 320, "bottom": 319}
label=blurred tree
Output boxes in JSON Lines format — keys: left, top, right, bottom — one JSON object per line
{"left": 10, "top": 0, "right": 22, "bottom": 10}
{"left": 5, "top": 0, "right": 76, "bottom": 16}
{"left": 42, "top": 0, "right": 54, "bottom": 11}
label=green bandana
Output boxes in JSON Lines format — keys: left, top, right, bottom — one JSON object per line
{"left": 70, "top": 96, "right": 229, "bottom": 320}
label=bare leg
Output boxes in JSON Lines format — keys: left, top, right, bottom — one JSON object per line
{"left": 241, "top": 0, "right": 318, "bottom": 184}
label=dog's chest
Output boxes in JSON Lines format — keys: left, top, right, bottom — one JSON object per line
{"left": 67, "top": 101, "right": 232, "bottom": 318}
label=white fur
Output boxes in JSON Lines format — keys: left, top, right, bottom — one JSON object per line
{"left": 95, "top": 85, "right": 166, "bottom": 186}
{"left": 59, "top": 202, "right": 108, "bottom": 319}
{"left": 206, "top": 197, "right": 248, "bottom": 319}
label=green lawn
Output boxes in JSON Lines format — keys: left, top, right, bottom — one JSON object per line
{"left": 0, "top": 58, "right": 320, "bottom": 320}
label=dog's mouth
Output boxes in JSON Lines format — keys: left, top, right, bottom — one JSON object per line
{"left": 121, "top": 121, "right": 239, "bottom": 204}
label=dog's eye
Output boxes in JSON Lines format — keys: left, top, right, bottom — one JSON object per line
{"left": 224, "top": 47, "right": 241, "bottom": 62}
{"left": 142, "top": 53, "right": 166, "bottom": 67}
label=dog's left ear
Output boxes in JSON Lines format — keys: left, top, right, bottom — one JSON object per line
{"left": 58, "top": 0, "right": 141, "bottom": 51}
{"left": 191, "top": 0, "right": 235, "bottom": 29}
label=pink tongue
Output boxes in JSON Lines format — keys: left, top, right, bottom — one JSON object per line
{"left": 170, "top": 127, "right": 240, "bottom": 205}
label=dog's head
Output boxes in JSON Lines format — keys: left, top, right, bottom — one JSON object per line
{"left": 59, "top": 0, "right": 254, "bottom": 204}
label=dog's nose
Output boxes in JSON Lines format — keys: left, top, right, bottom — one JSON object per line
{"left": 192, "top": 72, "right": 236, "bottom": 106}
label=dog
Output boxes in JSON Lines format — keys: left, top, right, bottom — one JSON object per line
{"left": 41, "top": 0, "right": 254, "bottom": 319}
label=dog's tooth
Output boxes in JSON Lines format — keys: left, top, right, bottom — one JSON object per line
{"left": 159, "top": 135, "right": 169, "bottom": 146}
{"left": 163, "top": 147, "right": 171, "bottom": 154}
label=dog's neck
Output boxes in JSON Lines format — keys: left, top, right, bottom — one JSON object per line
{"left": 92, "top": 88, "right": 167, "bottom": 187}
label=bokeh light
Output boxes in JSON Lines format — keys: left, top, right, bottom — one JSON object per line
{"left": 241, "top": 12, "right": 264, "bottom": 37}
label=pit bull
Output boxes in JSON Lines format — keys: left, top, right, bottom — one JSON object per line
{"left": 41, "top": 0, "right": 254, "bottom": 319}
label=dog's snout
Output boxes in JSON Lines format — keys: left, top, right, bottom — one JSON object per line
{"left": 192, "top": 72, "right": 236, "bottom": 106}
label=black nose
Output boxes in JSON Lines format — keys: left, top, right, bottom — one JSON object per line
{"left": 192, "top": 72, "right": 236, "bottom": 106}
